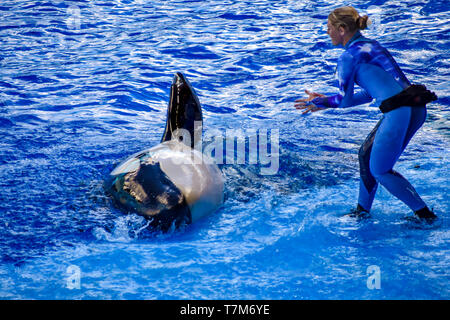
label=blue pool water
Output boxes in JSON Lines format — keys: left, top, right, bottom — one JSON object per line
{"left": 0, "top": 0, "right": 449, "bottom": 299}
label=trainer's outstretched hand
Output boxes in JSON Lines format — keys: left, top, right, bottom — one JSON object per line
{"left": 294, "top": 90, "right": 327, "bottom": 114}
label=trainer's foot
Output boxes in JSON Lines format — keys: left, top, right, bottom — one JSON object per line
{"left": 414, "top": 206, "right": 437, "bottom": 222}
{"left": 345, "top": 204, "right": 370, "bottom": 219}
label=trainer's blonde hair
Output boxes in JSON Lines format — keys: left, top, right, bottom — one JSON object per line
{"left": 328, "top": 6, "right": 370, "bottom": 32}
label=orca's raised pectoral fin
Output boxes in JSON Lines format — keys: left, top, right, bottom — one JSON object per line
{"left": 160, "top": 72, "right": 203, "bottom": 149}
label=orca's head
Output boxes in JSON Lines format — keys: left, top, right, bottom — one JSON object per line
{"left": 160, "top": 72, "right": 203, "bottom": 148}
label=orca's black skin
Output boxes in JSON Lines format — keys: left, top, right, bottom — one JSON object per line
{"left": 160, "top": 72, "right": 203, "bottom": 148}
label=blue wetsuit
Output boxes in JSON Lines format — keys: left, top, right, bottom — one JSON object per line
{"left": 312, "top": 31, "right": 428, "bottom": 213}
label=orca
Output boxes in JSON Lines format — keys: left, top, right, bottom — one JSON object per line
{"left": 105, "top": 72, "right": 224, "bottom": 232}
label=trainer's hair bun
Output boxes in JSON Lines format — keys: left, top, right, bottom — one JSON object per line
{"left": 357, "top": 15, "right": 370, "bottom": 30}
{"left": 329, "top": 6, "right": 371, "bottom": 32}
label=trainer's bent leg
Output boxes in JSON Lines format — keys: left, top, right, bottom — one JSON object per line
{"left": 369, "top": 107, "right": 428, "bottom": 212}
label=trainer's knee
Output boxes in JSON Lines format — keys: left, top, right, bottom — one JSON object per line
{"left": 369, "top": 161, "right": 390, "bottom": 181}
